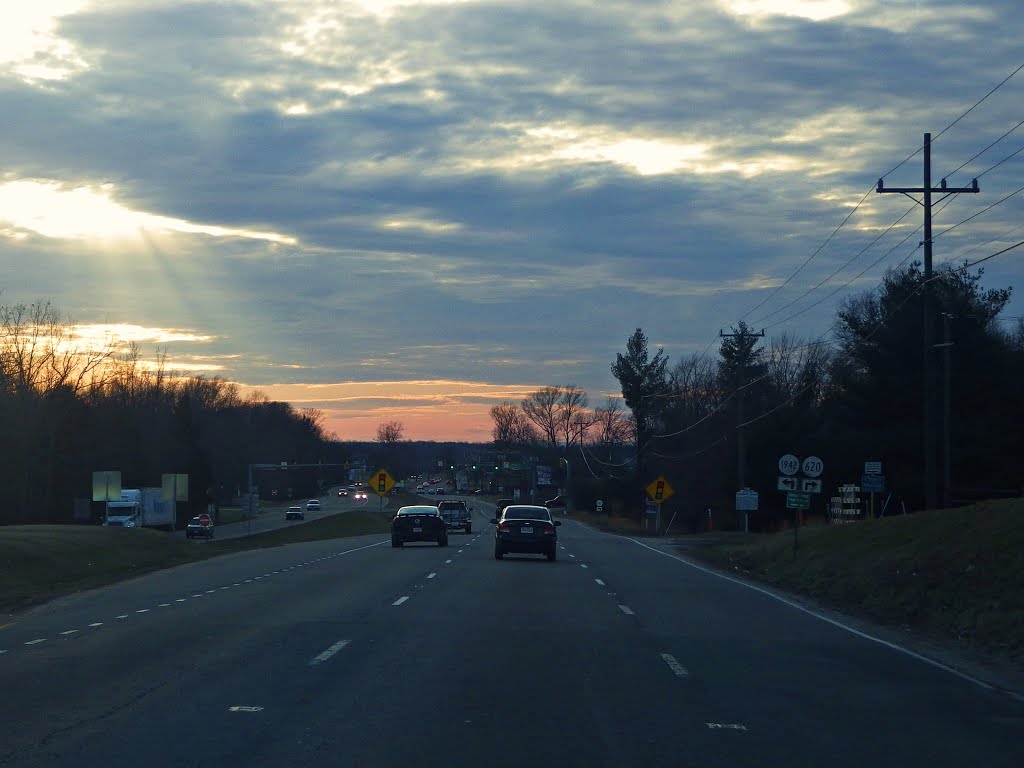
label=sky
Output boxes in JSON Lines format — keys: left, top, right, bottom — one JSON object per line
{"left": 1, "top": 0, "right": 1022, "bottom": 442}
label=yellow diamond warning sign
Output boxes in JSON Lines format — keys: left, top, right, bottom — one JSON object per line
{"left": 645, "top": 476, "right": 674, "bottom": 504}
{"left": 372, "top": 469, "right": 395, "bottom": 496}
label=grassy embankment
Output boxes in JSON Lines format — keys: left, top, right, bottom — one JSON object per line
{"left": 656, "top": 499, "right": 1023, "bottom": 667}
{"left": 0, "top": 495, "right": 409, "bottom": 614}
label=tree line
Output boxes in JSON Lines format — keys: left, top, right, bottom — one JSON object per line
{"left": 0, "top": 301, "right": 334, "bottom": 525}
{"left": 489, "top": 263, "right": 1024, "bottom": 526}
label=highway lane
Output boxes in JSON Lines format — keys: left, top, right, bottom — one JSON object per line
{"left": 180, "top": 488, "right": 386, "bottom": 541}
{"left": 1, "top": 511, "right": 1020, "bottom": 767}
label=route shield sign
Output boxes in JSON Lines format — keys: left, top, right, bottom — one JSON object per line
{"left": 778, "top": 454, "right": 800, "bottom": 476}
{"left": 801, "top": 456, "right": 824, "bottom": 478}
{"left": 645, "top": 476, "right": 674, "bottom": 504}
{"left": 372, "top": 469, "right": 395, "bottom": 496}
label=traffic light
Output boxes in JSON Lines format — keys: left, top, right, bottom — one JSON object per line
{"left": 655, "top": 480, "right": 665, "bottom": 501}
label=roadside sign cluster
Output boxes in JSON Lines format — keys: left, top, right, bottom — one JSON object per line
{"left": 778, "top": 453, "right": 824, "bottom": 510}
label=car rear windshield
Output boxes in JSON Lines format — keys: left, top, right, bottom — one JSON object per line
{"left": 503, "top": 507, "right": 550, "bottom": 521}
{"left": 398, "top": 507, "right": 436, "bottom": 515}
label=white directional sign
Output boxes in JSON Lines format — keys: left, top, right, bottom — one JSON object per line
{"left": 801, "top": 456, "right": 824, "bottom": 478}
{"left": 800, "top": 478, "right": 823, "bottom": 494}
{"left": 778, "top": 454, "right": 800, "bottom": 476}
{"left": 777, "top": 475, "right": 799, "bottom": 491}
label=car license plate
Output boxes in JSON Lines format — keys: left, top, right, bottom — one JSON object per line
{"left": 521, "top": 526, "right": 533, "bottom": 534}
{"left": 413, "top": 526, "right": 422, "bottom": 533}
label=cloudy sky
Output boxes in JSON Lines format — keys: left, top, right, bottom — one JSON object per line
{"left": 2, "top": 0, "right": 1022, "bottom": 442}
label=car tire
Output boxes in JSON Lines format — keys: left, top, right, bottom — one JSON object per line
{"left": 494, "top": 546, "right": 503, "bottom": 560}
{"left": 438, "top": 533, "right": 448, "bottom": 547}
{"left": 392, "top": 536, "right": 402, "bottom": 548}
{"left": 465, "top": 525, "right": 472, "bottom": 534}
{"left": 547, "top": 547, "right": 556, "bottom": 562}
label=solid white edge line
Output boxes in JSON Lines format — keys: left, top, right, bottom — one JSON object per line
{"left": 310, "top": 639, "right": 350, "bottom": 666}
{"left": 393, "top": 596, "right": 410, "bottom": 606}
{"left": 626, "top": 537, "right": 1000, "bottom": 693}
{"left": 660, "top": 652, "right": 689, "bottom": 678}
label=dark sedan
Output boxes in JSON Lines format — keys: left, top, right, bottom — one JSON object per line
{"left": 492, "top": 504, "right": 560, "bottom": 561}
{"left": 392, "top": 505, "right": 449, "bottom": 547}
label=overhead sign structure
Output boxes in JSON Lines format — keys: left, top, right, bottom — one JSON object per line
{"left": 777, "top": 475, "right": 799, "bottom": 491}
{"left": 645, "top": 476, "right": 675, "bottom": 504}
{"left": 800, "top": 478, "right": 823, "bottom": 494}
{"left": 778, "top": 454, "right": 800, "bottom": 476}
{"left": 372, "top": 469, "right": 395, "bottom": 496}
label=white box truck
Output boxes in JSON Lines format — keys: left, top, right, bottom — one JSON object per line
{"left": 103, "top": 488, "right": 176, "bottom": 530}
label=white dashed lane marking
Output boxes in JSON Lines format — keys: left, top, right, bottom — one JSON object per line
{"left": 595, "top": 578, "right": 605, "bottom": 586}
{"left": 310, "top": 639, "right": 350, "bottom": 666}
{"left": 618, "top": 605, "right": 635, "bottom": 615}
{"left": 89, "top": 622, "right": 103, "bottom": 627}
{"left": 59, "top": 630, "right": 78, "bottom": 636}
{"left": 24, "top": 639, "right": 46, "bottom": 646}
{"left": 393, "top": 596, "right": 410, "bottom": 606}
{"left": 660, "top": 653, "right": 689, "bottom": 678}
{"left": 580, "top": 564, "right": 588, "bottom": 569}
{"left": 427, "top": 573, "right": 437, "bottom": 579}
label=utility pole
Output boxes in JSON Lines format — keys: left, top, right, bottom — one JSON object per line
{"left": 935, "top": 313, "right": 954, "bottom": 509}
{"left": 876, "top": 132, "right": 979, "bottom": 510}
{"left": 720, "top": 326, "right": 765, "bottom": 489}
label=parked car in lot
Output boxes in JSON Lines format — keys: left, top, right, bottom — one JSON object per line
{"left": 286, "top": 505, "right": 305, "bottom": 521}
{"left": 391, "top": 505, "right": 448, "bottom": 547}
{"left": 492, "top": 504, "right": 560, "bottom": 561}
{"left": 186, "top": 514, "right": 214, "bottom": 539}
{"left": 437, "top": 499, "right": 473, "bottom": 534}
{"left": 306, "top": 499, "right": 320, "bottom": 512}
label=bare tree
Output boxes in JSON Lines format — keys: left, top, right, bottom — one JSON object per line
{"left": 589, "top": 397, "right": 632, "bottom": 458}
{"left": 490, "top": 402, "right": 539, "bottom": 445}
{"left": 521, "top": 386, "right": 561, "bottom": 448}
{"left": 557, "top": 384, "right": 595, "bottom": 449}
{"left": 376, "top": 420, "right": 405, "bottom": 444}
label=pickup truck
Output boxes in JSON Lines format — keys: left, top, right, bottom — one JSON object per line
{"left": 437, "top": 499, "right": 473, "bottom": 534}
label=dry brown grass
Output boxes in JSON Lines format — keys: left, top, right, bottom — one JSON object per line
{"left": 684, "top": 498, "right": 1024, "bottom": 665}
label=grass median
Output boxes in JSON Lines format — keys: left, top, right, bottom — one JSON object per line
{"left": 0, "top": 506, "right": 395, "bottom": 615}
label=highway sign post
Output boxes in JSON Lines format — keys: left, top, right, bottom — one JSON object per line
{"left": 735, "top": 488, "right": 758, "bottom": 533}
{"left": 862, "top": 461, "right": 884, "bottom": 517}
{"left": 777, "top": 453, "right": 825, "bottom": 555}
{"left": 645, "top": 476, "right": 674, "bottom": 533}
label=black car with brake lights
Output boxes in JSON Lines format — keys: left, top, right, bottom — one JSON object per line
{"left": 492, "top": 504, "right": 560, "bottom": 561}
{"left": 392, "top": 505, "right": 448, "bottom": 547}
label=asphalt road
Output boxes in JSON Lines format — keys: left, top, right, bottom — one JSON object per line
{"left": 2, "top": 503, "right": 1021, "bottom": 767}
{"left": 181, "top": 488, "right": 387, "bottom": 541}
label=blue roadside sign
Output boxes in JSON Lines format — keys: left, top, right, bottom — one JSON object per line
{"left": 861, "top": 474, "right": 886, "bottom": 493}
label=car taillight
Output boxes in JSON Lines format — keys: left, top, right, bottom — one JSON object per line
{"left": 543, "top": 525, "right": 555, "bottom": 535}
{"left": 498, "top": 523, "right": 510, "bottom": 533}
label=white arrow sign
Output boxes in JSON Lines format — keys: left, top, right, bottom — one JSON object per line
{"left": 777, "top": 476, "right": 799, "bottom": 491}
{"left": 800, "top": 478, "right": 823, "bottom": 494}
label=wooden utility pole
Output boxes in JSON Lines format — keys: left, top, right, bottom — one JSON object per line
{"left": 876, "top": 133, "right": 979, "bottom": 510}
